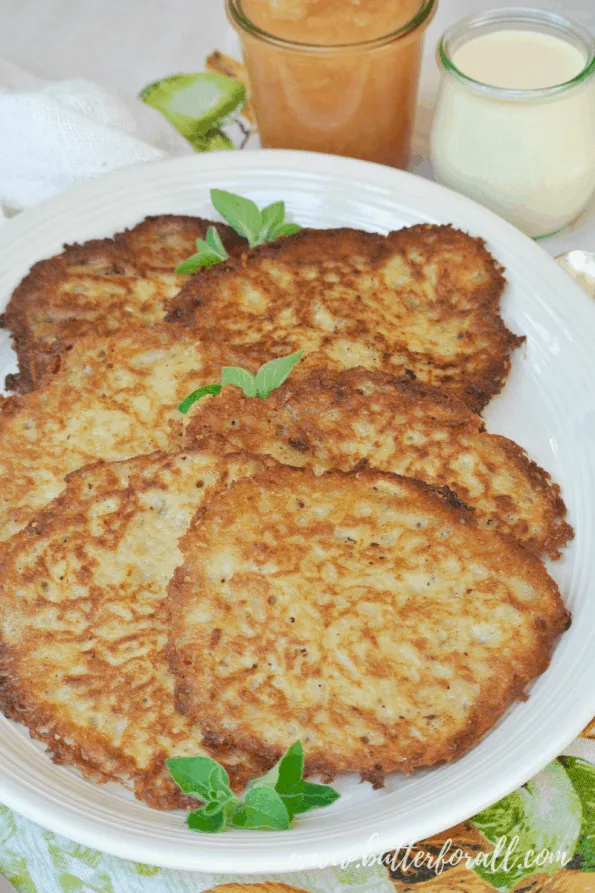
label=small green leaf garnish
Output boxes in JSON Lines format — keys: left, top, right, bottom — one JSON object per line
{"left": 187, "top": 809, "right": 227, "bottom": 833}
{"left": 165, "top": 755, "right": 233, "bottom": 801}
{"left": 175, "top": 226, "right": 229, "bottom": 274}
{"left": 229, "top": 787, "right": 290, "bottom": 830}
{"left": 258, "top": 200, "right": 286, "bottom": 243}
{"left": 177, "top": 383, "right": 222, "bottom": 415}
{"left": 211, "top": 189, "right": 263, "bottom": 247}
{"left": 221, "top": 366, "right": 257, "bottom": 398}
{"left": 167, "top": 740, "right": 340, "bottom": 833}
{"left": 176, "top": 189, "right": 302, "bottom": 273}
{"left": 254, "top": 351, "right": 304, "bottom": 399}
{"left": 177, "top": 350, "right": 303, "bottom": 414}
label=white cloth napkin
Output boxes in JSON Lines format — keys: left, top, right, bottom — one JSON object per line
{"left": 0, "top": 59, "right": 166, "bottom": 220}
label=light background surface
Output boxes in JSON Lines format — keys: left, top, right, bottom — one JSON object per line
{"left": 0, "top": 0, "right": 593, "bottom": 254}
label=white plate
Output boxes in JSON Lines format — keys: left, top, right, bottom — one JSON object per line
{"left": 0, "top": 150, "right": 594, "bottom": 874}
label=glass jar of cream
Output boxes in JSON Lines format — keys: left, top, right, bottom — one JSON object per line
{"left": 430, "top": 8, "right": 595, "bottom": 239}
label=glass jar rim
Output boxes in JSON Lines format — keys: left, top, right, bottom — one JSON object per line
{"left": 438, "top": 7, "right": 595, "bottom": 100}
{"left": 226, "top": 0, "right": 436, "bottom": 52}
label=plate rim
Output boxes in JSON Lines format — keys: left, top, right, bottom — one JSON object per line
{"left": 0, "top": 148, "right": 594, "bottom": 873}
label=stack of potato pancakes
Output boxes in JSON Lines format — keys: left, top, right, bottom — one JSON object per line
{"left": 0, "top": 215, "right": 571, "bottom": 809}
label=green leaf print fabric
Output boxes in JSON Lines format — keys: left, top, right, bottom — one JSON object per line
{"left": 2, "top": 745, "right": 595, "bottom": 892}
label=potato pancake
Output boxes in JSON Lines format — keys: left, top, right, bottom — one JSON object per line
{"left": 4, "top": 215, "right": 242, "bottom": 393}
{"left": 186, "top": 368, "right": 572, "bottom": 559}
{"left": 167, "top": 225, "right": 523, "bottom": 412}
{"left": 168, "top": 466, "right": 568, "bottom": 783}
{"left": 0, "top": 324, "right": 255, "bottom": 542}
{"left": 0, "top": 449, "right": 270, "bottom": 808}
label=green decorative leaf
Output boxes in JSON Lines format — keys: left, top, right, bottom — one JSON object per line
{"left": 166, "top": 739, "right": 340, "bottom": 833}
{"left": 221, "top": 365, "right": 257, "bottom": 398}
{"left": 274, "top": 223, "right": 302, "bottom": 238}
{"left": 139, "top": 74, "right": 246, "bottom": 151}
{"left": 175, "top": 226, "right": 229, "bottom": 274}
{"left": 246, "top": 740, "right": 303, "bottom": 794}
{"left": 229, "top": 787, "right": 290, "bottom": 830}
{"left": 255, "top": 350, "right": 304, "bottom": 398}
{"left": 559, "top": 756, "right": 595, "bottom": 869}
{"left": 177, "top": 383, "right": 222, "bottom": 414}
{"left": 211, "top": 189, "right": 263, "bottom": 247}
{"left": 187, "top": 808, "right": 227, "bottom": 833}
{"left": 176, "top": 190, "right": 301, "bottom": 274}
{"left": 258, "top": 201, "right": 286, "bottom": 242}
{"left": 281, "top": 779, "right": 340, "bottom": 819}
{"left": 472, "top": 759, "right": 581, "bottom": 890}
{"left": 276, "top": 739, "right": 305, "bottom": 789}
{"left": 205, "top": 226, "right": 228, "bottom": 257}
{"left": 247, "top": 740, "right": 339, "bottom": 820}
{"left": 166, "top": 755, "right": 233, "bottom": 801}
{"left": 175, "top": 250, "right": 220, "bottom": 274}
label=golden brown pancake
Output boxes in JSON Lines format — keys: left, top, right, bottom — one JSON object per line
{"left": 167, "top": 224, "right": 523, "bottom": 412}
{"left": 186, "top": 368, "right": 572, "bottom": 559}
{"left": 0, "top": 324, "right": 256, "bottom": 543}
{"left": 0, "top": 448, "right": 271, "bottom": 809}
{"left": 168, "top": 465, "right": 569, "bottom": 784}
{"left": 4, "top": 215, "right": 242, "bottom": 393}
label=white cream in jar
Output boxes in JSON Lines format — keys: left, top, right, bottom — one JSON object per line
{"left": 430, "top": 10, "right": 595, "bottom": 238}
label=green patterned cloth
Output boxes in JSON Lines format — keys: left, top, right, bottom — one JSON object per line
{"left": 0, "top": 803, "right": 392, "bottom": 893}
{"left": 2, "top": 742, "right": 594, "bottom": 893}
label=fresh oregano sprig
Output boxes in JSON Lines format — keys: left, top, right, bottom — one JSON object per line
{"left": 167, "top": 741, "right": 340, "bottom": 833}
{"left": 177, "top": 350, "right": 303, "bottom": 414}
{"left": 175, "top": 226, "right": 229, "bottom": 274}
{"left": 175, "top": 189, "right": 301, "bottom": 274}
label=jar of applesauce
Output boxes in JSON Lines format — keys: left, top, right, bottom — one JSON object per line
{"left": 227, "top": 0, "right": 437, "bottom": 169}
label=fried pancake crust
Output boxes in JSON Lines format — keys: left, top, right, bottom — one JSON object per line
{"left": 187, "top": 368, "right": 573, "bottom": 559}
{"left": 168, "top": 466, "right": 569, "bottom": 782}
{"left": 4, "top": 215, "right": 242, "bottom": 393}
{"left": 0, "top": 449, "right": 271, "bottom": 808}
{"left": 167, "top": 225, "right": 523, "bottom": 412}
{"left": 0, "top": 324, "right": 256, "bottom": 542}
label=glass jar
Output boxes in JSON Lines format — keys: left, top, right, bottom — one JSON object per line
{"left": 227, "top": 0, "right": 437, "bottom": 170}
{"left": 430, "top": 8, "right": 595, "bottom": 239}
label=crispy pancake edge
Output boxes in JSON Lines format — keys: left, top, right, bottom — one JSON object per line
{"left": 167, "top": 465, "right": 570, "bottom": 786}
{"left": 0, "top": 448, "right": 272, "bottom": 809}
{"left": 167, "top": 224, "right": 525, "bottom": 412}
{"left": 3, "top": 214, "right": 243, "bottom": 394}
{"left": 187, "top": 367, "right": 573, "bottom": 560}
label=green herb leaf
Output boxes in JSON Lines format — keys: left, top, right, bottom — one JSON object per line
{"left": 274, "top": 223, "right": 302, "bottom": 238}
{"left": 166, "top": 755, "right": 233, "bottom": 802}
{"left": 211, "top": 189, "right": 263, "bottom": 247}
{"left": 177, "top": 191, "right": 301, "bottom": 273}
{"left": 177, "top": 383, "right": 222, "bottom": 414}
{"left": 175, "top": 226, "right": 229, "bottom": 274}
{"left": 187, "top": 808, "right": 227, "bottom": 833}
{"left": 229, "top": 787, "right": 291, "bottom": 831}
{"left": 177, "top": 350, "right": 303, "bottom": 415}
{"left": 221, "top": 366, "right": 257, "bottom": 398}
{"left": 254, "top": 350, "right": 304, "bottom": 399}
{"left": 281, "top": 780, "right": 340, "bottom": 819}
{"left": 247, "top": 741, "right": 339, "bottom": 820}
{"left": 205, "top": 226, "right": 228, "bottom": 257}
{"left": 167, "top": 740, "right": 340, "bottom": 834}
{"left": 139, "top": 73, "right": 246, "bottom": 152}
{"left": 559, "top": 756, "right": 595, "bottom": 869}
{"left": 276, "top": 739, "right": 305, "bottom": 788}
{"left": 471, "top": 759, "right": 581, "bottom": 890}
{"left": 258, "top": 201, "right": 286, "bottom": 242}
